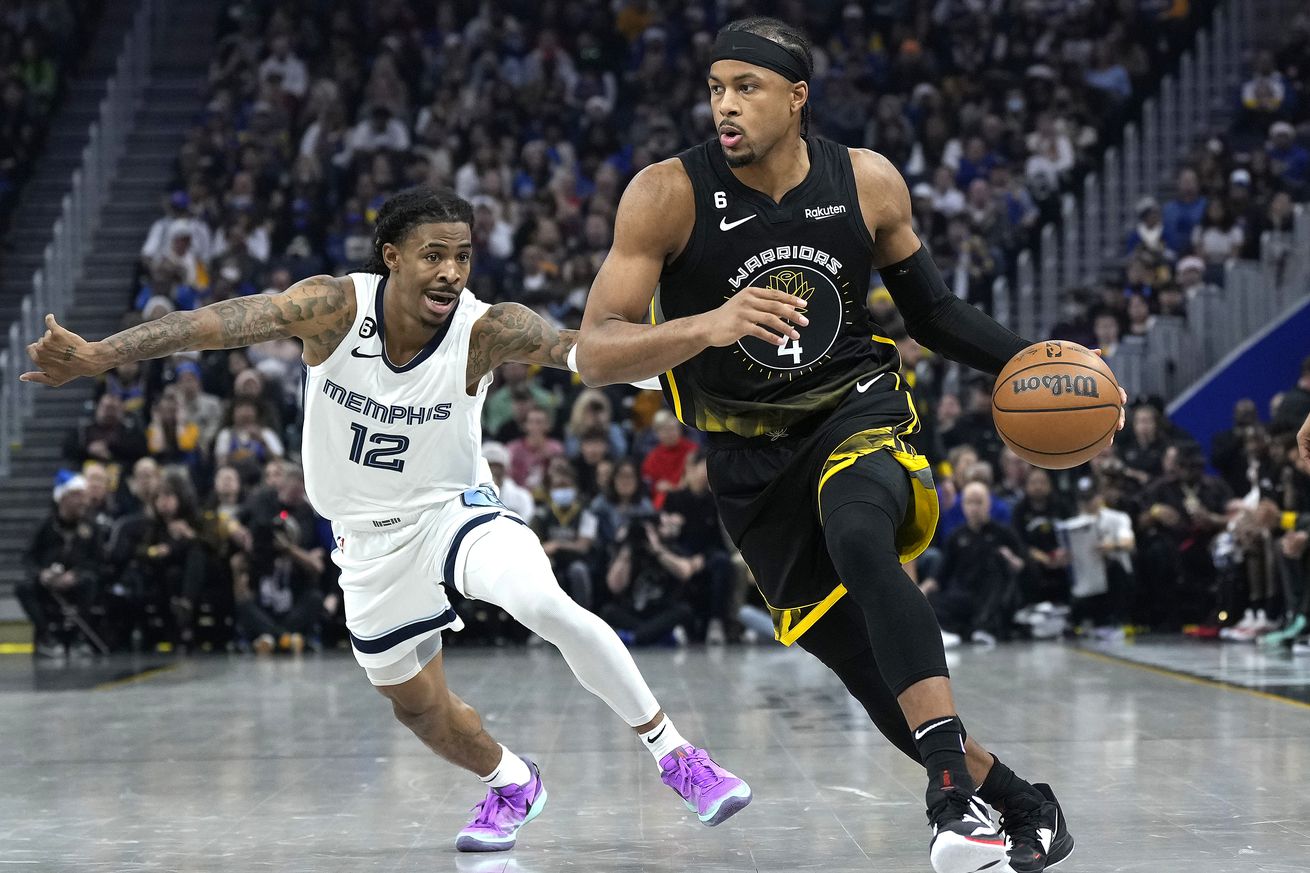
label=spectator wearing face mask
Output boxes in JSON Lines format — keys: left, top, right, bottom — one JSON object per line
{"left": 530, "top": 458, "right": 598, "bottom": 609}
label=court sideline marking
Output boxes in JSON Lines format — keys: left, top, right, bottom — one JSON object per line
{"left": 1075, "top": 646, "right": 1310, "bottom": 712}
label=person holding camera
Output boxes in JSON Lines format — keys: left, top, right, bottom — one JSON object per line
{"left": 19, "top": 474, "right": 105, "bottom": 658}
{"left": 601, "top": 510, "right": 699, "bottom": 647}
{"left": 231, "top": 462, "right": 327, "bottom": 653}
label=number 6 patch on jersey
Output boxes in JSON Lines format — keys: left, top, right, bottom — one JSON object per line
{"left": 461, "top": 486, "right": 506, "bottom": 509}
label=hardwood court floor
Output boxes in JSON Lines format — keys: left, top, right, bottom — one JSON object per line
{"left": 2, "top": 639, "right": 1308, "bottom": 872}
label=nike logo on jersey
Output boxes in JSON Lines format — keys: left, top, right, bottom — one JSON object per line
{"left": 719, "top": 214, "right": 757, "bottom": 231}
{"left": 914, "top": 718, "right": 955, "bottom": 740}
{"left": 351, "top": 347, "right": 382, "bottom": 359}
{"left": 855, "top": 374, "right": 884, "bottom": 393}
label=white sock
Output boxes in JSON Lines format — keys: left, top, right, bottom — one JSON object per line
{"left": 640, "top": 716, "right": 689, "bottom": 764}
{"left": 479, "top": 744, "right": 531, "bottom": 789}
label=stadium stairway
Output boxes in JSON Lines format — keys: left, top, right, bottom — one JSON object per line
{"left": 0, "top": 2, "right": 138, "bottom": 348}
{"left": 0, "top": 0, "right": 214, "bottom": 608}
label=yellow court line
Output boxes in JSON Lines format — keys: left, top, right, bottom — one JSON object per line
{"left": 0, "top": 643, "right": 34, "bottom": 655}
{"left": 93, "top": 663, "right": 179, "bottom": 691}
{"left": 1075, "top": 647, "right": 1310, "bottom": 712}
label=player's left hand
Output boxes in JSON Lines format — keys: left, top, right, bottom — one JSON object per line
{"left": 21, "top": 314, "right": 103, "bottom": 387}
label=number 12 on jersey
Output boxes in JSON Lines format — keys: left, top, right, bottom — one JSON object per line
{"left": 348, "top": 423, "right": 409, "bottom": 472}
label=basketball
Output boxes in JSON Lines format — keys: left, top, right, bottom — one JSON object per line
{"left": 991, "top": 341, "right": 1122, "bottom": 469}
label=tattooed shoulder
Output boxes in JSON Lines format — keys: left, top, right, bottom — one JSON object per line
{"left": 291, "top": 275, "right": 359, "bottom": 364}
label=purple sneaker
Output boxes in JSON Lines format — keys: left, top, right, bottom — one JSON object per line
{"left": 660, "top": 745, "right": 752, "bottom": 826}
{"left": 455, "top": 758, "right": 548, "bottom": 852}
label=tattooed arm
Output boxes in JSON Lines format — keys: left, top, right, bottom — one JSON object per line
{"left": 21, "top": 276, "right": 356, "bottom": 387}
{"left": 465, "top": 302, "right": 575, "bottom": 391}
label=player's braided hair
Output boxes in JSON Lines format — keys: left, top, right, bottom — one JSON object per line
{"left": 719, "top": 17, "right": 815, "bottom": 138}
{"left": 365, "top": 186, "right": 475, "bottom": 275}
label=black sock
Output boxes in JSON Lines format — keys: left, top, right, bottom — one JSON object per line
{"left": 977, "top": 754, "right": 1040, "bottom": 812}
{"left": 913, "top": 715, "right": 973, "bottom": 794}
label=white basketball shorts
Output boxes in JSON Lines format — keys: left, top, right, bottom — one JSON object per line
{"left": 331, "top": 485, "right": 526, "bottom": 684}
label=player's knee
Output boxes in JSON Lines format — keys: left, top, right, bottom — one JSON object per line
{"left": 824, "top": 501, "right": 902, "bottom": 580}
{"left": 377, "top": 671, "right": 447, "bottom": 724}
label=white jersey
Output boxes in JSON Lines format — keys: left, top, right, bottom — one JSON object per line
{"left": 302, "top": 273, "right": 492, "bottom": 529}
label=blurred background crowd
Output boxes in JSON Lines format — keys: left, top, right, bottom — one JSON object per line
{"left": 15, "top": 0, "right": 1310, "bottom": 658}
{"left": 0, "top": 1, "right": 100, "bottom": 233}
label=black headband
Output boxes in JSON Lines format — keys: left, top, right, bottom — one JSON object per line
{"left": 710, "top": 31, "right": 809, "bottom": 83}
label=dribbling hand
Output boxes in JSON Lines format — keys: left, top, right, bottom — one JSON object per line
{"left": 20, "top": 314, "right": 102, "bottom": 387}
{"left": 697, "top": 287, "right": 809, "bottom": 348}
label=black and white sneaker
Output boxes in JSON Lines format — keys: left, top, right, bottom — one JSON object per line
{"left": 927, "top": 790, "right": 1009, "bottom": 873}
{"left": 999, "top": 782, "right": 1075, "bottom": 872}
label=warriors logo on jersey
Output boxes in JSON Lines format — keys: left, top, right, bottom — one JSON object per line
{"left": 652, "top": 136, "right": 904, "bottom": 438}
{"left": 727, "top": 244, "right": 857, "bottom": 377}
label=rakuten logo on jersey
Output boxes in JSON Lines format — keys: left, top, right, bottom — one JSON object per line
{"left": 804, "top": 204, "right": 847, "bottom": 220}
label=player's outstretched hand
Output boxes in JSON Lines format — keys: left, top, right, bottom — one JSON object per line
{"left": 1298, "top": 410, "right": 1310, "bottom": 466}
{"left": 699, "top": 286, "right": 809, "bottom": 348}
{"left": 20, "top": 314, "right": 101, "bottom": 387}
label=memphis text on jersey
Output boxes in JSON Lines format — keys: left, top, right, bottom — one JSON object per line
{"left": 320, "top": 377, "right": 453, "bottom": 425}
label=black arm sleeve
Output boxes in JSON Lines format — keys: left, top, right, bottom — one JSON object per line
{"left": 880, "top": 246, "right": 1033, "bottom": 376}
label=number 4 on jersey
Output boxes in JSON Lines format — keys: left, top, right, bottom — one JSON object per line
{"left": 777, "top": 336, "right": 803, "bottom": 364}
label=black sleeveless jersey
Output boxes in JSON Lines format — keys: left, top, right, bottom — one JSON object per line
{"left": 654, "top": 136, "right": 902, "bottom": 438}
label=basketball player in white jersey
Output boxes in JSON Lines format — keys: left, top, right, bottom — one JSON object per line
{"left": 21, "top": 187, "right": 751, "bottom": 852}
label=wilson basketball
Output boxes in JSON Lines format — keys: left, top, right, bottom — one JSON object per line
{"left": 991, "top": 341, "right": 1122, "bottom": 469}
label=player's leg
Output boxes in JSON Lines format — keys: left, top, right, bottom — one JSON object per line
{"left": 797, "top": 599, "right": 1072, "bottom": 871}
{"left": 369, "top": 638, "right": 547, "bottom": 852}
{"left": 335, "top": 518, "right": 544, "bottom": 853}
{"left": 819, "top": 451, "right": 1071, "bottom": 873}
{"left": 458, "top": 516, "right": 752, "bottom": 826}
{"left": 796, "top": 598, "right": 992, "bottom": 775}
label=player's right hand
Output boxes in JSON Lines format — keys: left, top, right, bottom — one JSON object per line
{"left": 697, "top": 286, "right": 809, "bottom": 348}
{"left": 20, "top": 314, "right": 102, "bottom": 387}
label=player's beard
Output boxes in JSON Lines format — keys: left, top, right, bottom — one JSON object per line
{"left": 723, "top": 145, "right": 758, "bottom": 168}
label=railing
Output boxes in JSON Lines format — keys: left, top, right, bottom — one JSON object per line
{"left": 0, "top": 0, "right": 156, "bottom": 477}
{"left": 1114, "top": 206, "right": 1310, "bottom": 402}
{"left": 992, "top": 0, "right": 1253, "bottom": 339}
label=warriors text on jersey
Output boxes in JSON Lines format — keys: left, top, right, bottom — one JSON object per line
{"left": 301, "top": 273, "right": 491, "bottom": 528}
{"left": 654, "top": 136, "right": 902, "bottom": 438}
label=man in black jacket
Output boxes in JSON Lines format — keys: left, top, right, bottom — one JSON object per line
{"left": 18, "top": 474, "right": 104, "bottom": 657}
{"left": 924, "top": 482, "right": 1026, "bottom": 645}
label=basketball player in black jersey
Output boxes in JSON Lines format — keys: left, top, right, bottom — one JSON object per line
{"left": 577, "top": 17, "right": 1120, "bottom": 873}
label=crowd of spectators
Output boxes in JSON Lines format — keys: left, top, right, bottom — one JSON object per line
{"left": 0, "top": 1, "right": 99, "bottom": 235}
{"left": 1041, "top": 13, "right": 1310, "bottom": 392}
{"left": 18, "top": 1, "right": 1310, "bottom": 657}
